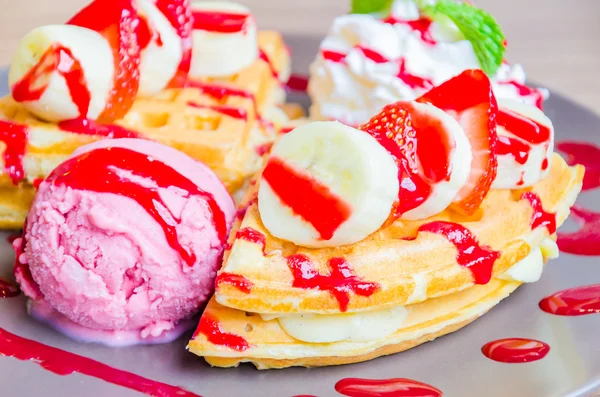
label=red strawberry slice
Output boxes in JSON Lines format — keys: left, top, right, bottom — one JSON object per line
{"left": 155, "top": 0, "right": 193, "bottom": 88}
{"left": 360, "top": 101, "right": 455, "bottom": 219}
{"left": 417, "top": 69, "right": 498, "bottom": 215}
{"left": 68, "top": 0, "right": 141, "bottom": 122}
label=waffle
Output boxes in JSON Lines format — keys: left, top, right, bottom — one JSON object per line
{"left": 188, "top": 154, "right": 583, "bottom": 368}
{"left": 190, "top": 279, "right": 521, "bottom": 369}
{"left": 212, "top": 154, "right": 583, "bottom": 314}
{"left": 0, "top": 31, "right": 290, "bottom": 229}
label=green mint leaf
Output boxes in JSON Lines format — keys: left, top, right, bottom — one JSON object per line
{"left": 424, "top": 0, "right": 506, "bottom": 76}
{"left": 351, "top": 0, "right": 394, "bottom": 16}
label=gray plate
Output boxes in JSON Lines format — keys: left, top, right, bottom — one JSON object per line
{"left": 1, "top": 35, "right": 600, "bottom": 397}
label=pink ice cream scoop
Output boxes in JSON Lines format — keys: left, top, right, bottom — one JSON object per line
{"left": 13, "top": 138, "right": 235, "bottom": 346}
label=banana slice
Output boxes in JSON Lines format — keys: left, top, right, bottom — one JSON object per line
{"left": 258, "top": 121, "right": 400, "bottom": 248}
{"left": 189, "top": 1, "right": 258, "bottom": 77}
{"left": 492, "top": 98, "right": 554, "bottom": 189}
{"left": 8, "top": 24, "right": 114, "bottom": 122}
{"left": 400, "top": 102, "right": 473, "bottom": 220}
{"left": 136, "top": 0, "right": 183, "bottom": 96}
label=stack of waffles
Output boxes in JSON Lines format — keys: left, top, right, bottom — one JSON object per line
{"left": 0, "top": 0, "right": 291, "bottom": 228}
{"left": 187, "top": 71, "right": 584, "bottom": 368}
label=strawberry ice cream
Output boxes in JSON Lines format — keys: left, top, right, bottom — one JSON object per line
{"left": 13, "top": 138, "right": 235, "bottom": 346}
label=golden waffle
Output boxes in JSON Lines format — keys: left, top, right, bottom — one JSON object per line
{"left": 0, "top": 31, "right": 290, "bottom": 229}
{"left": 189, "top": 278, "right": 521, "bottom": 368}
{"left": 214, "top": 153, "right": 583, "bottom": 314}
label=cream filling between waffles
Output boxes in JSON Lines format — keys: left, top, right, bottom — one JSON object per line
{"left": 254, "top": 237, "right": 554, "bottom": 344}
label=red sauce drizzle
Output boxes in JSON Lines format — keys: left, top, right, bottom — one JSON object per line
{"left": 262, "top": 157, "right": 352, "bottom": 241}
{"left": 481, "top": 338, "right": 550, "bottom": 363}
{"left": 215, "top": 272, "right": 253, "bottom": 293}
{"left": 0, "top": 327, "right": 201, "bottom": 396}
{"left": 335, "top": 377, "right": 442, "bottom": 397}
{"left": 285, "top": 255, "right": 379, "bottom": 312}
{"left": 193, "top": 313, "right": 249, "bottom": 351}
{"left": 498, "top": 108, "right": 550, "bottom": 145}
{"left": 156, "top": 0, "right": 194, "bottom": 88}
{"left": 32, "top": 178, "right": 44, "bottom": 189}
{"left": 12, "top": 45, "right": 91, "bottom": 117}
{"left": 556, "top": 141, "right": 600, "bottom": 190}
{"left": 417, "top": 221, "right": 500, "bottom": 284}
{"left": 58, "top": 118, "right": 139, "bottom": 138}
{"left": 185, "top": 80, "right": 256, "bottom": 109}
{"left": 0, "top": 278, "right": 20, "bottom": 298}
{"left": 384, "top": 17, "right": 437, "bottom": 45}
{"left": 557, "top": 206, "right": 600, "bottom": 256}
{"left": 187, "top": 101, "right": 248, "bottom": 120}
{"left": 286, "top": 74, "right": 310, "bottom": 92}
{"left": 521, "top": 192, "right": 556, "bottom": 234}
{"left": 259, "top": 49, "right": 280, "bottom": 80}
{"left": 280, "top": 126, "right": 295, "bottom": 134}
{"left": 321, "top": 49, "right": 347, "bottom": 63}
{"left": 236, "top": 227, "right": 266, "bottom": 254}
{"left": 541, "top": 157, "right": 549, "bottom": 171}
{"left": 497, "top": 81, "right": 544, "bottom": 110}
{"left": 496, "top": 135, "right": 529, "bottom": 165}
{"left": 539, "top": 284, "right": 600, "bottom": 316}
{"left": 46, "top": 147, "right": 227, "bottom": 266}
{"left": 136, "top": 16, "right": 163, "bottom": 50}
{"left": 0, "top": 120, "right": 28, "bottom": 185}
{"left": 397, "top": 58, "right": 434, "bottom": 90}
{"left": 192, "top": 10, "right": 250, "bottom": 33}
{"left": 356, "top": 46, "right": 388, "bottom": 64}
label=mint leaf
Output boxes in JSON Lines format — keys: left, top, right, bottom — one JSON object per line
{"left": 424, "top": 1, "right": 506, "bottom": 76}
{"left": 351, "top": 0, "right": 393, "bottom": 15}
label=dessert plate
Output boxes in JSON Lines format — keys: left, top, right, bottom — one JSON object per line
{"left": 1, "top": 35, "right": 600, "bottom": 396}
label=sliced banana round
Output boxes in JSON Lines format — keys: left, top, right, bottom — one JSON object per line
{"left": 258, "top": 121, "right": 400, "bottom": 248}
{"left": 136, "top": 0, "right": 183, "bottom": 96}
{"left": 492, "top": 98, "right": 554, "bottom": 189}
{"left": 189, "top": 1, "right": 258, "bottom": 78}
{"left": 8, "top": 24, "right": 114, "bottom": 122}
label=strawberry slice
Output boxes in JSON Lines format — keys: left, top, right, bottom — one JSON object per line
{"left": 155, "top": 0, "right": 193, "bottom": 88}
{"left": 417, "top": 69, "right": 498, "bottom": 215}
{"left": 360, "top": 101, "right": 455, "bottom": 219}
{"left": 68, "top": 0, "right": 141, "bottom": 122}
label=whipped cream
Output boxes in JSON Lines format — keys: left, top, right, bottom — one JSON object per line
{"left": 308, "top": 1, "right": 548, "bottom": 126}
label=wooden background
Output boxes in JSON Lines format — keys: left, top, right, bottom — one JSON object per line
{"left": 0, "top": 0, "right": 598, "bottom": 114}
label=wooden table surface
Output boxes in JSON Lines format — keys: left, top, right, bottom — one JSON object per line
{"left": 0, "top": 0, "right": 598, "bottom": 115}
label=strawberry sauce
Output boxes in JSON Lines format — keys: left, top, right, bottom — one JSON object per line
{"left": 0, "top": 278, "right": 20, "bottom": 298}
{"left": 12, "top": 45, "right": 91, "bottom": 118}
{"left": 236, "top": 227, "right": 266, "bottom": 254}
{"left": 557, "top": 206, "right": 600, "bottom": 256}
{"left": 521, "top": 192, "right": 556, "bottom": 234}
{"left": 185, "top": 80, "right": 256, "bottom": 111}
{"left": 384, "top": 17, "right": 437, "bottom": 45}
{"left": 192, "top": 10, "right": 250, "bottom": 33}
{"left": 556, "top": 141, "right": 600, "bottom": 191}
{"left": 497, "top": 81, "right": 544, "bottom": 110}
{"left": 58, "top": 118, "right": 139, "bottom": 138}
{"left": 46, "top": 147, "right": 227, "bottom": 266}
{"left": 497, "top": 135, "right": 530, "bottom": 165}
{"left": 417, "top": 221, "right": 500, "bottom": 284}
{"left": 0, "top": 120, "right": 28, "bottom": 185}
{"left": 335, "top": 377, "right": 442, "bottom": 397}
{"left": 481, "top": 338, "right": 550, "bottom": 363}
{"left": 187, "top": 101, "right": 248, "bottom": 120}
{"left": 193, "top": 313, "right": 249, "bottom": 351}
{"left": 539, "top": 284, "right": 600, "bottom": 316}
{"left": 498, "top": 109, "right": 550, "bottom": 145}
{"left": 0, "top": 326, "right": 201, "bottom": 396}
{"left": 286, "top": 74, "right": 310, "bottom": 92}
{"left": 215, "top": 272, "right": 253, "bottom": 294}
{"left": 398, "top": 58, "right": 434, "bottom": 90}
{"left": 321, "top": 49, "right": 347, "bottom": 63}
{"left": 259, "top": 50, "right": 280, "bottom": 80}
{"left": 285, "top": 255, "right": 379, "bottom": 312}
{"left": 262, "top": 157, "right": 352, "bottom": 241}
